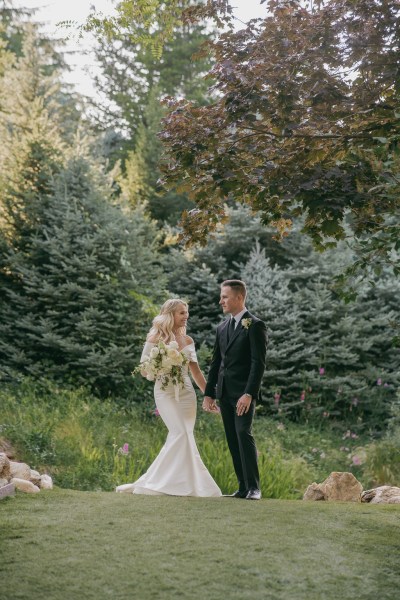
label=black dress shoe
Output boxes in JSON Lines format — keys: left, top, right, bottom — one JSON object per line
{"left": 224, "top": 490, "right": 248, "bottom": 498}
{"left": 245, "top": 488, "right": 261, "bottom": 500}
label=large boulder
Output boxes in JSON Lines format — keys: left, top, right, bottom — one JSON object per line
{"left": 39, "top": 474, "right": 53, "bottom": 490}
{"left": 0, "top": 438, "right": 16, "bottom": 460}
{"left": 0, "top": 452, "right": 11, "bottom": 480}
{"left": 10, "top": 461, "right": 31, "bottom": 481}
{"left": 303, "top": 472, "right": 363, "bottom": 502}
{"left": 361, "top": 486, "right": 400, "bottom": 504}
{"left": 29, "top": 469, "right": 41, "bottom": 485}
{"left": 322, "top": 472, "right": 363, "bottom": 502}
{"left": 11, "top": 478, "right": 40, "bottom": 493}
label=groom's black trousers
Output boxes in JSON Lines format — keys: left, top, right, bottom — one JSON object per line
{"left": 219, "top": 395, "right": 260, "bottom": 491}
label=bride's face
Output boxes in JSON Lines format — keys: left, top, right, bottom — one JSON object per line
{"left": 173, "top": 305, "right": 189, "bottom": 330}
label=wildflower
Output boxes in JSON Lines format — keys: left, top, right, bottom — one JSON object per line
{"left": 377, "top": 378, "right": 382, "bottom": 386}
{"left": 319, "top": 367, "right": 325, "bottom": 376}
{"left": 383, "top": 383, "right": 389, "bottom": 388}
{"left": 323, "top": 411, "right": 330, "bottom": 418}
{"left": 320, "top": 452, "right": 326, "bottom": 459}
{"left": 276, "top": 422, "right": 285, "bottom": 431}
{"left": 312, "top": 448, "right": 318, "bottom": 453}
{"left": 153, "top": 408, "right": 160, "bottom": 417}
{"left": 300, "top": 390, "right": 306, "bottom": 402}
{"left": 118, "top": 443, "right": 129, "bottom": 455}
{"left": 274, "top": 393, "right": 281, "bottom": 406}
{"left": 352, "top": 455, "right": 361, "bottom": 466}
{"left": 351, "top": 432, "right": 358, "bottom": 439}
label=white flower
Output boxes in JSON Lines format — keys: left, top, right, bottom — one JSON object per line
{"left": 133, "top": 339, "right": 189, "bottom": 394}
{"left": 167, "top": 348, "right": 183, "bottom": 365}
{"left": 241, "top": 318, "right": 252, "bottom": 329}
{"left": 162, "top": 357, "right": 172, "bottom": 369}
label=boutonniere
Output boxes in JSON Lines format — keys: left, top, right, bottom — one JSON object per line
{"left": 241, "top": 318, "right": 252, "bottom": 329}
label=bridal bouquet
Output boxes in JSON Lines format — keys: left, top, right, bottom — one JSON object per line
{"left": 134, "top": 340, "right": 189, "bottom": 390}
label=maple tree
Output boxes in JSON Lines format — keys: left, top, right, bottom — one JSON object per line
{"left": 157, "top": 0, "right": 399, "bottom": 269}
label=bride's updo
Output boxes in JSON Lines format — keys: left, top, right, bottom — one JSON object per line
{"left": 147, "top": 299, "right": 188, "bottom": 343}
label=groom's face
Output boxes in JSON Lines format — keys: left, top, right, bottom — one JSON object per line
{"left": 219, "top": 286, "right": 244, "bottom": 315}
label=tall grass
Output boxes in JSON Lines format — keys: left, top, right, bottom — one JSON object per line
{"left": 1, "top": 379, "right": 398, "bottom": 495}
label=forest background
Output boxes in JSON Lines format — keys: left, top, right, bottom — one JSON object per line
{"left": 0, "top": 0, "right": 399, "bottom": 497}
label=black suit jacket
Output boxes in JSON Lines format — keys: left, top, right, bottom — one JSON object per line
{"left": 205, "top": 311, "right": 268, "bottom": 400}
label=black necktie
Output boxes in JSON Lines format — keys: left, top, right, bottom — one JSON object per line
{"left": 227, "top": 317, "right": 235, "bottom": 342}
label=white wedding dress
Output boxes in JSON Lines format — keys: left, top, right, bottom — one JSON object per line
{"left": 116, "top": 342, "right": 222, "bottom": 497}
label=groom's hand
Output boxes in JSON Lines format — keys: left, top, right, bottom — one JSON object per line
{"left": 203, "top": 396, "right": 219, "bottom": 413}
{"left": 236, "top": 394, "right": 252, "bottom": 416}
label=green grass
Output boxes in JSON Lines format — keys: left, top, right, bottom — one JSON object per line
{"left": 4, "top": 379, "right": 399, "bottom": 500}
{"left": 1, "top": 490, "right": 399, "bottom": 600}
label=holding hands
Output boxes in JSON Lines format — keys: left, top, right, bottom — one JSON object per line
{"left": 203, "top": 394, "right": 251, "bottom": 416}
{"left": 202, "top": 396, "right": 220, "bottom": 414}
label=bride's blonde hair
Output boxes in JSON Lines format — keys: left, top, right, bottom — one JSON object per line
{"left": 147, "top": 299, "right": 188, "bottom": 343}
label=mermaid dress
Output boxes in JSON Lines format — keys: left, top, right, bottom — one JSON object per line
{"left": 116, "top": 342, "right": 222, "bottom": 497}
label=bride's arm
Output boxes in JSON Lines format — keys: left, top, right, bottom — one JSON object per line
{"left": 140, "top": 338, "right": 157, "bottom": 377}
{"left": 189, "top": 362, "right": 207, "bottom": 394}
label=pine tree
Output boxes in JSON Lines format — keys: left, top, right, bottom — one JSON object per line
{"left": 119, "top": 87, "right": 193, "bottom": 224}
{"left": 92, "top": 16, "right": 212, "bottom": 142}
{"left": 0, "top": 146, "right": 165, "bottom": 396}
{"left": 0, "top": 26, "right": 66, "bottom": 248}
{"left": 162, "top": 248, "right": 220, "bottom": 349}
{"left": 241, "top": 241, "right": 400, "bottom": 431}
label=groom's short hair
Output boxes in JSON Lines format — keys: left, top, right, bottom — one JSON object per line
{"left": 221, "top": 279, "right": 247, "bottom": 299}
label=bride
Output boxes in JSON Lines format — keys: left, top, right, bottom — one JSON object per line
{"left": 116, "top": 299, "right": 222, "bottom": 497}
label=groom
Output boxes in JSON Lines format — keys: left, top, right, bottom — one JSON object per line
{"left": 203, "top": 280, "right": 267, "bottom": 500}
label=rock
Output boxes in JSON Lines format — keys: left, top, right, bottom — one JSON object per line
{"left": 0, "top": 482, "right": 15, "bottom": 499}
{"left": 0, "top": 452, "right": 11, "bottom": 480}
{"left": 321, "top": 471, "right": 363, "bottom": 502}
{"left": 29, "top": 469, "right": 41, "bottom": 485}
{"left": 10, "top": 461, "right": 31, "bottom": 481}
{"left": 11, "top": 478, "right": 40, "bottom": 494}
{"left": 39, "top": 474, "right": 53, "bottom": 490}
{"left": 303, "top": 472, "right": 363, "bottom": 502}
{"left": 361, "top": 486, "right": 400, "bottom": 504}
{"left": 0, "top": 438, "right": 16, "bottom": 460}
{"left": 0, "top": 477, "right": 9, "bottom": 487}
{"left": 303, "top": 482, "right": 325, "bottom": 501}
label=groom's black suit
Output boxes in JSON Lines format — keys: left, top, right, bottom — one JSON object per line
{"left": 205, "top": 311, "right": 267, "bottom": 492}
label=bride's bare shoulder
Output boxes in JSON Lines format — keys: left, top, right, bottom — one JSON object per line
{"left": 147, "top": 335, "right": 159, "bottom": 344}
{"left": 185, "top": 335, "right": 194, "bottom": 346}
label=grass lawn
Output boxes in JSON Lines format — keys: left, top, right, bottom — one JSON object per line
{"left": 1, "top": 490, "right": 399, "bottom": 600}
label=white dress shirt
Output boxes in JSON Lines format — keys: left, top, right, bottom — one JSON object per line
{"left": 230, "top": 307, "right": 248, "bottom": 329}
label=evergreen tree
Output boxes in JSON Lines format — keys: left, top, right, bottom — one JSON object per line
{"left": 92, "top": 15, "right": 212, "bottom": 141}
{"left": 242, "top": 242, "right": 400, "bottom": 432}
{"left": 0, "top": 147, "right": 165, "bottom": 396}
{"left": 119, "top": 87, "right": 192, "bottom": 224}
{"left": 162, "top": 248, "right": 220, "bottom": 349}
{"left": 0, "top": 26, "right": 66, "bottom": 245}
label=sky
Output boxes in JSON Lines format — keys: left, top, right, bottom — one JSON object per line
{"left": 13, "top": 0, "right": 268, "bottom": 98}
